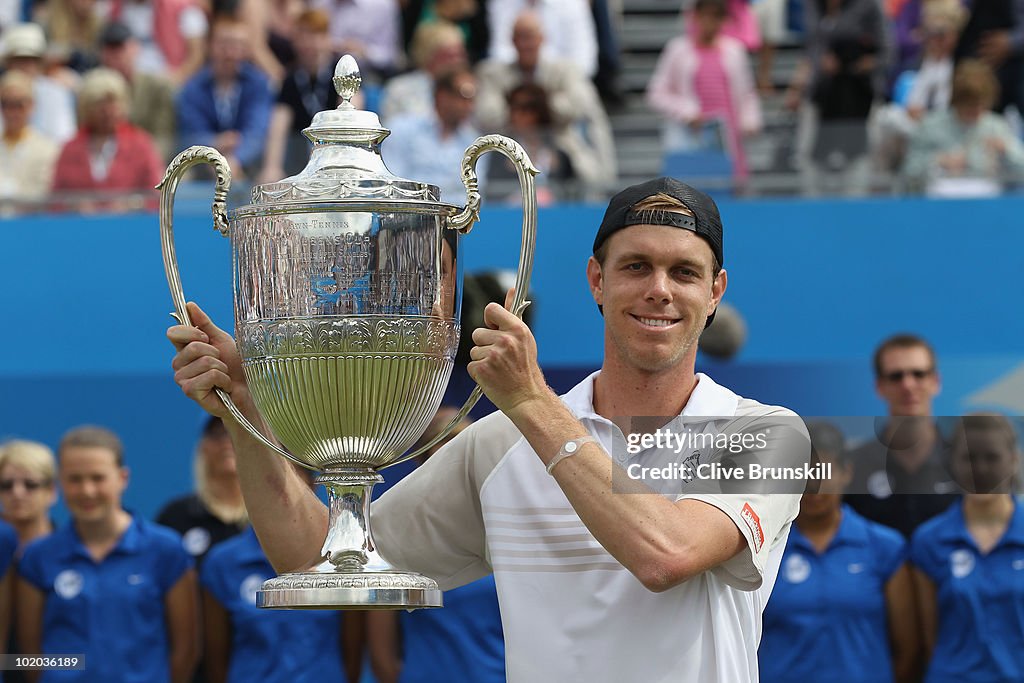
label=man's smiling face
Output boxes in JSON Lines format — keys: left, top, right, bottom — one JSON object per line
{"left": 588, "top": 224, "right": 726, "bottom": 375}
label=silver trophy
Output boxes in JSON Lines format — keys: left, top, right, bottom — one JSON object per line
{"left": 158, "top": 55, "right": 538, "bottom": 609}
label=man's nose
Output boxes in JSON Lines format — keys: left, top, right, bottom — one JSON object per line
{"left": 645, "top": 271, "right": 672, "bottom": 302}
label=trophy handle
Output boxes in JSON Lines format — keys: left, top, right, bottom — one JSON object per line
{"left": 390, "top": 134, "right": 540, "bottom": 467}
{"left": 158, "top": 146, "right": 313, "bottom": 471}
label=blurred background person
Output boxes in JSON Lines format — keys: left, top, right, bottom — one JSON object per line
{"left": 309, "top": 0, "right": 401, "bottom": 81}
{"left": 910, "top": 413, "right": 1023, "bottom": 683}
{"left": 954, "top": 0, "right": 1024, "bottom": 114}
{"left": 785, "top": 0, "right": 889, "bottom": 196}
{"left": 157, "top": 416, "right": 248, "bottom": 568}
{"left": 381, "top": 19, "right": 468, "bottom": 124}
{"left": 759, "top": 421, "right": 918, "bottom": 683}
{"left": 114, "top": 0, "right": 209, "bottom": 86}
{"left": 487, "top": 0, "right": 598, "bottom": 78}
{"left": 177, "top": 14, "right": 273, "bottom": 181}
{"left": 0, "top": 517, "right": 15, "bottom": 669}
{"left": 400, "top": 0, "right": 489, "bottom": 64}
{"left": 258, "top": 8, "right": 339, "bottom": 183}
{"left": 902, "top": 59, "right": 1024, "bottom": 196}
{"left": 0, "top": 70, "right": 58, "bottom": 207}
{"left": 199, "top": 464, "right": 360, "bottom": 683}
{"left": 387, "top": 66, "right": 482, "bottom": 203}
{"left": 647, "top": 0, "right": 762, "bottom": 186}
{"left": 98, "top": 19, "right": 177, "bottom": 162}
{"left": 477, "top": 10, "right": 616, "bottom": 194}
{"left": 16, "top": 426, "right": 199, "bottom": 683}
{"left": 38, "top": 0, "right": 107, "bottom": 73}
{"left": 368, "top": 407, "right": 504, "bottom": 683}
{"left": 0, "top": 439, "right": 57, "bottom": 548}
{"left": 0, "top": 23, "right": 76, "bottom": 145}
{"left": 51, "top": 67, "right": 163, "bottom": 213}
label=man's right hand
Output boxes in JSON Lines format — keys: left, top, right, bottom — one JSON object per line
{"left": 167, "top": 302, "right": 252, "bottom": 419}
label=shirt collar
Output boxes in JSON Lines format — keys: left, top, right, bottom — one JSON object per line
{"left": 788, "top": 505, "right": 871, "bottom": 553}
{"left": 59, "top": 514, "right": 144, "bottom": 561}
{"left": 562, "top": 371, "right": 740, "bottom": 421}
{"left": 934, "top": 498, "right": 1024, "bottom": 549}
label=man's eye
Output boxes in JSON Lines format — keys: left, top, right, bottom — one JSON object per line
{"left": 626, "top": 263, "right": 646, "bottom": 271}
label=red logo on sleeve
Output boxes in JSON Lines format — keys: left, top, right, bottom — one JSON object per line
{"left": 741, "top": 503, "right": 764, "bottom": 553}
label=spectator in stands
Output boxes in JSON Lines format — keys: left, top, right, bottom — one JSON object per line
{"left": 309, "top": 0, "right": 401, "bottom": 79}
{"left": 0, "top": 70, "right": 58, "bottom": 205}
{"left": 488, "top": 0, "right": 598, "bottom": 78}
{"left": 0, "top": 23, "right": 77, "bottom": 145}
{"left": 266, "top": 0, "right": 305, "bottom": 70}
{"left": 200, "top": 462, "right": 360, "bottom": 683}
{"left": 875, "top": 0, "right": 966, "bottom": 173}
{"left": 955, "top": 0, "right": 1024, "bottom": 113}
{"left": 216, "top": 0, "right": 287, "bottom": 84}
{"left": 115, "top": 0, "right": 208, "bottom": 86}
{"left": 910, "top": 413, "right": 1023, "bottom": 683}
{"left": 487, "top": 83, "right": 578, "bottom": 204}
{"left": 51, "top": 67, "right": 164, "bottom": 212}
{"left": 846, "top": 334, "right": 959, "bottom": 538}
{"left": 381, "top": 19, "right": 468, "bottom": 124}
{"left": 688, "top": 0, "right": 762, "bottom": 51}
{"left": 259, "top": 8, "right": 339, "bottom": 182}
{"left": 759, "top": 422, "right": 918, "bottom": 683}
{"left": 157, "top": 417, "right": 248, "bottom": 569}
{"left": 647, "top": 0, "right": 762, "bottom": 184}
{"left": 98, "top": 20, "right": 177, "bottom": 161}
{"left": 38, "top": 0, "right": 108, "bottom": 72}
{"left": 785, "top": 0, "right": 889, "bottom": 195}
{"left": 16, "top": 426, "right": 199, "bottom": 683}
{"left": 401, "top": 0, "right": 489, "bottom": 64}
{"left": 0, "top": 439, "right": 57, "bottom": 547}
{"left": 177, "top": 14, "right": 274, "bottom": 181}
{"left": 386, "top": 66, "right": 482, "bottom": 203}
{"left": 368, "top": 407, "right": 504, "bottom": 683}
{"left": 903, "top": 59, "right": 1024, "bottom": 195}
{"left": 477, "top": 10, "right": 616, "bottom": 192}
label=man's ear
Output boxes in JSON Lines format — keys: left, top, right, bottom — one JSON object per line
{"left": 708, "top": 268, "right": 727, "bottom": 316}
{"left": 586, "top": 256, "right": 603, "bottom": 306}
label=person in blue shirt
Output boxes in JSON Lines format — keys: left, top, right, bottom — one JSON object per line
{"left": 759, "top": 421, "right": 918, "bottom": 683}
{"left": 367, "top": 407, "right": 505, "bottom": 683}
{"left": 200, "top": 521, "right": 359, "bottom": 683}
{"left": 176, "top": 15, "right": 273, "bottom": 181}
{"left": 910, "top": 413, "right": 1024, "bottom": 683}
{"left": 0, "top": 517, "right": 18, "bottom": 668}
{"left": 16, "top": 426, "right": 199, "bottom": 683}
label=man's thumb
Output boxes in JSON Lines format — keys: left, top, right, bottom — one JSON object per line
{"left": 186, "top": 302, "right": 228, "bottom": 341}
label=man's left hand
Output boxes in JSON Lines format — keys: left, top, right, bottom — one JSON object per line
{"left": 467, "top": 288, "right": 552, "bottom": 417}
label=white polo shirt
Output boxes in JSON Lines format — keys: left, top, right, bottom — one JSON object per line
{"left": 372, "top": 372, "right": 807, "bottom": 682}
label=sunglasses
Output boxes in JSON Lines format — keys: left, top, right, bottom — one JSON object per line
{"left": 882, "top": 368, "right": 934, "bottom": 382}
{"left": 0, "top": 478, "right": 48, "bottom": 492}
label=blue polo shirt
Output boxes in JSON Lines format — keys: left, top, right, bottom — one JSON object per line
{"left": 200, "top": 527, "right": 345, "bottom": 683}
{"left": 910, "top": 498, "right": 1024, "bottom": 683}
{"left": 399, "top": 575, "right": 504, "bottom": 683}
{"left": 759, "top": 505, "right": 906, "bottom": 683}
{"left": 17, "top": 515, "right": 191, "bottom": 683}
{"left": 0, "top": 520, "right": 16, "bottom": 574}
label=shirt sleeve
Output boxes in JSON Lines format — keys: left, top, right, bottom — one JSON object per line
{"left": 198, "top": 545, "right": 228, "bottom": 604}
{"left": 0, "top": 522, "right": 18, "bottom": 576}
{"left": 370, "top": 412, "right": 519, "bottom": 591}
{"left": 870, "top": 522, "right": 907, "bottom": 581}
{"left": 153, "top": 526, "right": 194, "bottom": 593}
{"left": 908, "top": 524, "right": 943, "bottom": 582}
{"left": 17, "top": 539, "right": 48, "bottom": 591}
{"left": 677, "top": 411, "right": 811, "bottom": 590}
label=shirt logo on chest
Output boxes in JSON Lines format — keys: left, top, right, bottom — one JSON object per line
{"left": 54, "top": 569, "right": 84, "bottom": 600}
{"left": 240, "top": 573, "right": 265, "bottom": 606}
{"left": 183, "top": 527, "right": 212, "bottom": 556}
{"left": 784, "top": 554, "right": 811, "bottom": 584}
{"left": 1012, "top": 559, "right": 1024, "bottom": 571}
{"left": 950, "top": 549, "right": 975, "bottom": 579}
{"left": 847, "top": 563, "right": 865, "bottom": 574}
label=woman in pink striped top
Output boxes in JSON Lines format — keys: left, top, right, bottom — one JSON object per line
{"left": 647, "top": 0, "right": 762, "bottom": 183}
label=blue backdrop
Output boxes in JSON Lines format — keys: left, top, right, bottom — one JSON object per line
{"left": 1, "top": 195, "right": 1021, "bottom": 520}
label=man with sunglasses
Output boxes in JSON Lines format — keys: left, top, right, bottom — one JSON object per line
{"left": 847, "top": 334, "right": 958, "bottom": 537}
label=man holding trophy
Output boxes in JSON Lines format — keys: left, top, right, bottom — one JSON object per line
{"left": 169, "top": 171, "right": 808, "bottom": 680}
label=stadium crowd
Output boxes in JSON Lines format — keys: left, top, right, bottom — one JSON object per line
{"left": 2, "top": 0, "right": 1024, "bottom": 212}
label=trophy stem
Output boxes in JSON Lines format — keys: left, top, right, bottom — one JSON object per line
{"left": 319, "top": 468, "right": 383, "bottom": 571}
{"left": 255, "top": 466, "right": 443, "bottom": 610}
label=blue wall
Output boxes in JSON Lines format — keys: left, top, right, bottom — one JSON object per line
{"left": 1, "top": 195, "right": 1021, "bottom": 520}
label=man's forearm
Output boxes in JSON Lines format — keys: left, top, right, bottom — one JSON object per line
{"left": 227, "top": 419, "right": 329, "bottom": 573}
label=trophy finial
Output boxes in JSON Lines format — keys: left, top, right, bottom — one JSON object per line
{"left": 334, "top": 55, "right": 361, "bottom": 110}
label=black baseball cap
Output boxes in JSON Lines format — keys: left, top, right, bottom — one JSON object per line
{"left": 99, "top": 21, "right": 133, "bottom": 47}
{"left": 593, "top": 177, "right": 724, "bottom": 326}
{"left": 593, "top": 177, "right": 724, "bottom": 268}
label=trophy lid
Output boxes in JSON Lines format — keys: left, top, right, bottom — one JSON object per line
{"left": 247, "top": 55, "right": 449, "bottom": 209}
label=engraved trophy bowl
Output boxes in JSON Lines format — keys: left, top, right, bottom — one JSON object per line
{"left": 158, "top": 55, "right": 538, "bottom": 609}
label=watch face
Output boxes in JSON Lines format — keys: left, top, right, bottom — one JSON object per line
{"left": 565, "top": 441, "right": 578, "bottom": 453}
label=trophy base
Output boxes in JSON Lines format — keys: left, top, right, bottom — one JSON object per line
{"left": 257, "top": 570, "right": 443, "bottom": 610}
